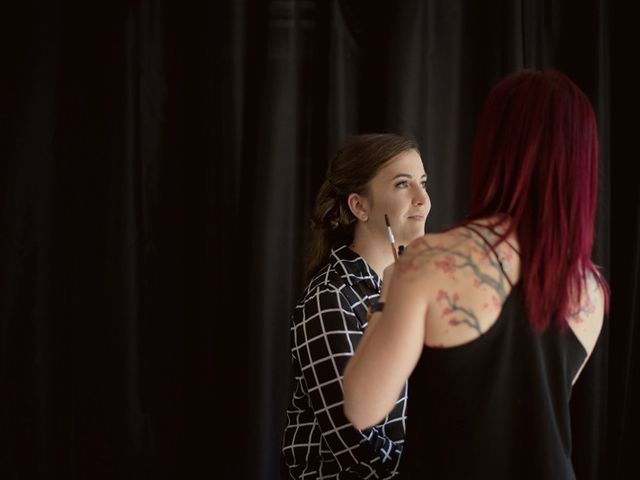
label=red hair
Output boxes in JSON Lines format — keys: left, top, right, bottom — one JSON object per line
{"left": 467, "top": 69, "right": 609, "bottom": 331}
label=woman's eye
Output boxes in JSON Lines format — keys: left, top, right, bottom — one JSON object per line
{"left": 421, "top": 181, "right": 427, "bottom": 189}
{"left": 395, "top": 181, "right": 408, "bottom": 188}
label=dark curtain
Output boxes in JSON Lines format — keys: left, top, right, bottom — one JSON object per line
{"left": 1, "top": 1, "right": 635, "bottom": 479}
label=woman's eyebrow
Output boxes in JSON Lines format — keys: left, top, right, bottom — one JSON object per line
{"left": 392, "top": 173, "right": 427, "bottom": 180}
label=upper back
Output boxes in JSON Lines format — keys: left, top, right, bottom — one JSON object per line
{"left": 401, "top": 223, "right": 604, "bottom": 376}
{"left": 403, "top": 224, "right": 522, "bottom": 349}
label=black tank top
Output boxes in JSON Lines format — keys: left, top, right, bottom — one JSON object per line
{"left": 398, "top": 226, "right": 587, "bottom": 480}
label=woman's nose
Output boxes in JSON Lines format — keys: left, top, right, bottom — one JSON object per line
{"left": 413, "top": 186, "right": 428, "bottom": 205}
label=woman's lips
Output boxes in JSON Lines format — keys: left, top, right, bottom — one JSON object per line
{"left": 408, "top": 215, "right": 425, "bottom": 220}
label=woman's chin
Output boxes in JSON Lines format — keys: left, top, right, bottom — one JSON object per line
{"left": 400, "top": 227, "right": 426, "bottom": 245}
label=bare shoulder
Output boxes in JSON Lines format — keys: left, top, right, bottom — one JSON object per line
{"left": 397, "top": 227, "right": 517, "bottom": 289}
{"left": 396, "top": 229, "right": 476, "bottom": 278}
{"left": 395, "top": 227, "right": 519, "bottom": 348}
{"left": 567, "top": 270, "right": 606, "bottom": 357}
{"left": 391, "top": 230, "right": 471, "bottom": 314}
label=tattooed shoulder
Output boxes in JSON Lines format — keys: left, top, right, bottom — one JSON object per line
{"left": 567, "top": 269, "right": 606, "bottom": 369}
{"left": 400, "top": 229, "right": 514, "bottom": 300}
{"left": 567, "top": 270, "right": 605, "bottom": 326}
{"left": 397, "top": 233, "right": 465, "bottom": 276}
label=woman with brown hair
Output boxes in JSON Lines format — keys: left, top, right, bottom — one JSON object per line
{"left": 281, "top": 133, "right": 431, "bottom": 479}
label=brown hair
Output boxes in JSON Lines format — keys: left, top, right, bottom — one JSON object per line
{"left": 305, "top": 133, "right": 419, "bottom": 280}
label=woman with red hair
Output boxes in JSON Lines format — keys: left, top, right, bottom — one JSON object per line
{"left": 343, "top": 70, "right": 609, "bottom": 479}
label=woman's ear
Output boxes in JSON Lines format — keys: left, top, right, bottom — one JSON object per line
{"left": 347, "top": 193, "right": 369, "bottom": 222}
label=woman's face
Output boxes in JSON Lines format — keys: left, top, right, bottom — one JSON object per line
{"left": 365, "top": 149, "right": 430, "bottom": 245}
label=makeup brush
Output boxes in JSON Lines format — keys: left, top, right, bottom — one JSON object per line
{"left": 384, "top": 214, "right": 399, "bottom": 262}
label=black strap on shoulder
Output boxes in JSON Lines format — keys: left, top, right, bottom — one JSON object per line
{"left": 464, "top": 224, "right": 515, "bottom": 288}
{"left": 469, "top": 222, "right": 521, "bottom": 255}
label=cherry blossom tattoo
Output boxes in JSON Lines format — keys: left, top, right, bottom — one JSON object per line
{"left": 397, "top": 226, "right": 518, "bottom": 335}
{"left": 567, "top": 272, "right": 600, "bottom": 324}
{"left": 436, "top": 290, "right": 483, "bottom": 334}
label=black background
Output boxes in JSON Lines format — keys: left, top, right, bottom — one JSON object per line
{"left": 1, "top": 1, "right": 637, "bottom": 479}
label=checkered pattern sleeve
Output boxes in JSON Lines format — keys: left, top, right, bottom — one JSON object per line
{"left": 290, "top": 284, "right": 402, "bottom": 479}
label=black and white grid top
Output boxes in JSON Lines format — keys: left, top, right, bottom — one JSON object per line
{"left": 281, "top": 245, "right": 407, "bottom": 479}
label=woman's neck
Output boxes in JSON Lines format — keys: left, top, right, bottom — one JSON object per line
{"left": 349, "top": 231, "right": 395, "bottom": 279}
